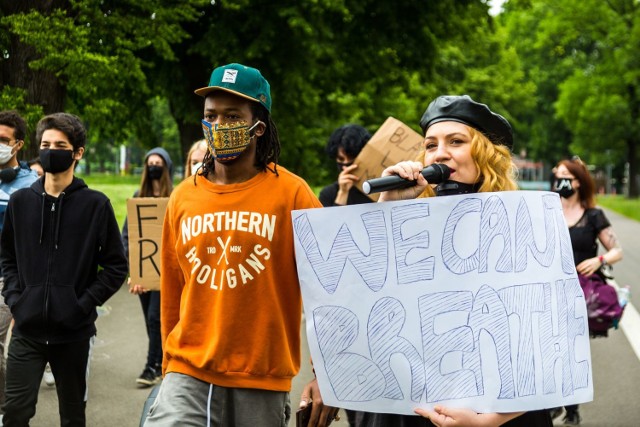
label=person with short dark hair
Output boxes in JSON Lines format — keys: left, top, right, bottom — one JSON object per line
{"left": 27, "top": 157, "right": 44, "bottom": 177}
{"left": 0, "top": 112, "right": 128, "bottom": 426}
{"left": 319, "top": 124, "right": 372, "bottom": 207}
{"left": 144, "top": 64, "right": 333, "bottom": 426}
{"left": 0, "top": 110, "right": 39, "bottom": 413}
{"left": 316, "top": 124, "right": 372, "bottom": 427}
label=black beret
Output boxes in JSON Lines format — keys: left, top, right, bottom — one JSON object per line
{"left": 419, "top": 95, "right": 513, "bottom": 149}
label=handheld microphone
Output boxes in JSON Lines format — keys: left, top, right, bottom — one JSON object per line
{"left": 362, "top": 163, "right": 451, "bottom": 195}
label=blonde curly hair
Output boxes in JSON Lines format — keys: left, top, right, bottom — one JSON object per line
{"left": 417, "top": 126, "right": 517, "bottom": 198}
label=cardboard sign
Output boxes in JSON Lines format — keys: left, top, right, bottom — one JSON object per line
{"left": 353, "top": 117, "right": 425, "bottom": 201}
{"left": 126, "top": 198, "right": 169, "bottom": 291}
{"left": 292, "top": 191, "right": 593, "bottom": 414}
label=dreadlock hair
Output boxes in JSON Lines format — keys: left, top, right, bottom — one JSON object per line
{"left": 199, "top": 102, "right": 281, "bottom": 182}
{"left": 252, "top": 102, "right": 280, "bottom": 175}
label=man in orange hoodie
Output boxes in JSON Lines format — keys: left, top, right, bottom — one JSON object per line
{"left": 145, "top": 63, "right": 337, "bottom": 427}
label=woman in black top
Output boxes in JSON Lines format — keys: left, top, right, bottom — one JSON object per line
{"left": 553, "top": 157, "right": 622, "bottom": 281}
{"left": 550, "top": 157, "right": 623, "bottom": 425}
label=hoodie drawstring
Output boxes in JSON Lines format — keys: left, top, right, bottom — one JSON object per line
{"left": 54, "top": 192, "right": 65, "bottom": 249}
{"left": 39, "top": 192, "right": 46, "bottom": 244}
{"left": 39, "top": 191, "right": 66, "bottom": 249}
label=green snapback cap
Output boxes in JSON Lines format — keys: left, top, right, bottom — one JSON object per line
{"left": 194, "top": 63, "right": 272, "bottom": 112}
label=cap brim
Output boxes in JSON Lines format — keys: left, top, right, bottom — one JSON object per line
{"left": 194, "top": 85, "right": 259, "bottom": 105}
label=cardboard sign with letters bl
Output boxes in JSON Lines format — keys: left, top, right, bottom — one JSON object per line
{"left": 353, "top": 117, "right": 424, "bottom": 201}
{"left": 126, "top": 198, "right": 169, "bottom": 291}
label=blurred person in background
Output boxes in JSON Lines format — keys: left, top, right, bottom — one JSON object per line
{"left": 319, "top": 124, "right": 372, "bottom": 207}
{"left": 0, "top": 110, "right": 39, "bottom": 412}
{"left": 548, "top": 156, "right": 623, "bottom": 426}
{"left": 122, "top": 147, "right": 174, "bottom": 387}
{"left": 27, "top": 158, "right": 44, "bottom": 177}
{"left": 184, "top": 139, "right": 207, "bottom": 179}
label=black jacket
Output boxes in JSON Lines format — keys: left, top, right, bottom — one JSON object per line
{"left": 0, "top": 177, "right": 128, "bottom": 344}
{"left": 318, "top": 182, "right": 373, "bottom": 207}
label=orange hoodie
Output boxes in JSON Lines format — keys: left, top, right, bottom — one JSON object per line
{"left": 160, "top": 165, "right": 321, "bottom": 391}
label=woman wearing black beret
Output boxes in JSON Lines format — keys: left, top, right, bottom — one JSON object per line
{"left": 355, "top": 95, "right": 553, "bottom": 427}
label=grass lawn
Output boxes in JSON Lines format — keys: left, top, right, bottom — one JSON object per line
{"left": 597, "top": 195, "right": 640, "bottom": 222}
{"left": 78, "top": 173, "right": 640, "bottom": 231}
{"left": 78, "top": 173, "right": 140, "bottom": 230}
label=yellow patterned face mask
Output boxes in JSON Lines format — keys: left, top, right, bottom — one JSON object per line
{"left": 201, "top": 120, "right": 262, "bottom": 162}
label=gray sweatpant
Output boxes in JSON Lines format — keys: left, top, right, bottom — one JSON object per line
{"left": 0, "top": 279, "right": 12, "bottom": 412}
{"left": 143, "top": 372, "right": 291, "bottom": 427}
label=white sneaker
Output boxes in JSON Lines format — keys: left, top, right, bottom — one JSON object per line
{"left": 43, "top": 363, "right": 55, "bottom": 387}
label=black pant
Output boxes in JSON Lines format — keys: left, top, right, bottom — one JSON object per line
{"left": 2, "top": 334, "right": 92, "bottom": 427}
{"left": 139, "top": 290, "right": 162, "bottom": 369}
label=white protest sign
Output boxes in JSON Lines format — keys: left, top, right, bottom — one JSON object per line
{"left": 292, "top": 191, "right": 592, "bottom": 415}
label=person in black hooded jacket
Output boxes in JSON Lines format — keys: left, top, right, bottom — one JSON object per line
{"left": 0, "top": 112, "right": 128, "bottom": 427}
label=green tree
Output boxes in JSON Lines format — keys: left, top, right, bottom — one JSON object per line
{"left": 151, "top": 0, "right": 533, "bottom": 185}
{"left": 0, "top": 0, "right": 208, "bottom": 160}
{"left": 2, "top": 1, "right": 533, "bottom": 185}
{"left": 502, "top": 0, "right": 640, "bottom": 197}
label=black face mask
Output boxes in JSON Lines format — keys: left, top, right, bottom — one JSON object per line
{"left": 336, "top": 161, "right": 353, "bottom": 173}
{"left": 147, "top": 165, "right": 164, "bottom": 180}
{"left": 39, "top": 148, "right": 75, "bottom": 174}
{"left": 553, "top": 178, "right": 576, "bottom": 198}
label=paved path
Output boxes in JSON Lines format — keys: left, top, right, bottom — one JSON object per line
{"left": 28, "top": 287, "right": 150, "bottom": 426}
{"left": 24, "top": 208, "right": 640, "bottom": 426}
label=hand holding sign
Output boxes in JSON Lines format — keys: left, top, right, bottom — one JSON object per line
{"left": 126, "top": 198, "right": 169, "bottom": 291}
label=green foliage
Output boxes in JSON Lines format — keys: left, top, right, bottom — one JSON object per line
{"left": 0, "top": 86, "right": 43, "bottom": 148}
{"left": 79, "top": 173, "right": 140, "bottom": 229}
{"left": 501, "top": 0, "right": 640, "bottom": 196}
{"left": 1, "top": 0, "right": 209, "bottom": 153}
{"left": 3, "top": 0, "right": 539, "bottom": 189}
{"left": 597, "top": 195, "right": 640, "bottom": 222}
{"left": 150, "top": 0, "right": 534, "bottom": 185}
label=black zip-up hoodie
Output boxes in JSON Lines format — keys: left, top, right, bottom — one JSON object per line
{"left": 0, "top": 177, "right": 128, "bottom": 344}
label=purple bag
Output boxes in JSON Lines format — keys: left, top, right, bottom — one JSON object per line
{"left": 578, "top": 273, "right": 624, "bottom": 333}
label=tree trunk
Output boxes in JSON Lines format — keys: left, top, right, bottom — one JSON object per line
{"left": 0, "top": 0, "right": 69, "bottom": 159}
{"left": 177, "top": 119, "right": 204, "bottom": 162}
{"left": 627, "top": 138, "right": 638, "bottom": 198}
{"left": 628, "top": 85, "right": 639, "bottom": 198}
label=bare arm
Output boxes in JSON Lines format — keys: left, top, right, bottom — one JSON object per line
{"left": 576, "top": 225, "right": 623, "bottom": 275}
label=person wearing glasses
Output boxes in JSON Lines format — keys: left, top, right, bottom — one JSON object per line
{"left": 0, "top": 110, "right": 38, "bottom": 413}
